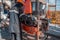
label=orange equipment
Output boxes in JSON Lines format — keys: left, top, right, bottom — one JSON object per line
{"left": 17, "top": 0, "right": 33, "bottom": 35}
{"left": 21, "top": 24, "right": 38, "bottom": 35}
{"left": 24, "top": 0, "right": 32, "bottom": 14}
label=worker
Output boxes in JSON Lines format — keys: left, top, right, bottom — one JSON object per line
{"left": 12, "top": 0, "right": 33, "bottom": 40}
{"left": 5, "top": 0, "right": 24, "bottom": 40}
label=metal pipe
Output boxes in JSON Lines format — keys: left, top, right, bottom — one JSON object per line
{"left": 36, "top": 0, "right": 40, "bottom": 40}
{"left": 36, "top": 0, "right": 40, "bottom": 16}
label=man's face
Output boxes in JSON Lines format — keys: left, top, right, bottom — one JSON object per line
{"left": 4, "top": 5, "right": 10, "bottom": 10}
{"left": 5, "top": 6, "right": 8, "bottom": 9}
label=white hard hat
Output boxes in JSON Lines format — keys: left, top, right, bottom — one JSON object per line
{"left": 0, "top": 0, "right": 2, "bottom": 2}
{"left": 5, "top": 1, "right": 11, "bottom": 8}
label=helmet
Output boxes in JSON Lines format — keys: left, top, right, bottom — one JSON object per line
{"left": 5, "top": 1, "right": 11, "bottom": 8}
{"left": 17, "top": 0, "right": 24, "bottom": 4}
